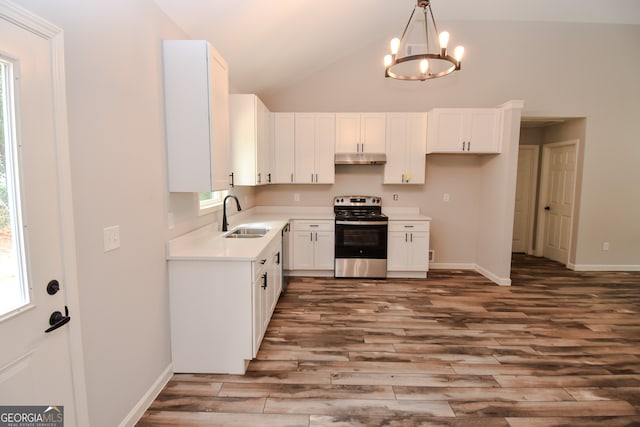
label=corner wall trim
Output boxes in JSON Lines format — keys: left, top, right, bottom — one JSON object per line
{"left": 119, "top": 363, "right": 173, "bottom": 427}
{"left": 475, "top": 264, "right": 512, "bottom": 286}
{"left": 429, "top": 263, "right": 511, "bottom": 286}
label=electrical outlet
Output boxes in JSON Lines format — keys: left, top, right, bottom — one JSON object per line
{"left": 429, "top": 250, "right": 435, "bottom": 262}
{"left": 443, "top": 193, "right": 450, "bottom": 202}
{"left": 294, "top": 193, "right": 300, "bottom": 202}
{"left": 602, "top": 241, "right": 609, "bottom": 251}
{"left": 393, "top": 194, "right": 399, "bottom": 201}
{"left": 103, "top": 225, "right": 120, "bottom": 252}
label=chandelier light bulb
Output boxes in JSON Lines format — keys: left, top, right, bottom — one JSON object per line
{"left": 419, "top": 59, "right": 429, "bottom": 74}
{"left": 390, "top": 37, "right": 401, "bottom": 55}
{"left": 454, "top": 45, "right": 465, "bottom": 62}
{"left": 439, "top": 31, "right": 450, "bottom": 50}
{"left": 384, "top": 54, "right": 393, "bottom": 67}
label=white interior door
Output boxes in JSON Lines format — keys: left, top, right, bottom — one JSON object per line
{"left": 537, "top": 140, "right": 578, "bottom": 264}
{"left": 512, "top": 145, "right": 539, "bottom": 253}
{"left": 0, "top": 3, "right": 86, "bottom": 425}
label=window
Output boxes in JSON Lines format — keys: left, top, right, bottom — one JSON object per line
{"left": 198, "top": 189, "right": 228, "bottom": 214}
{"left": 0, "top": 58, "right": 30, "bottom": 318}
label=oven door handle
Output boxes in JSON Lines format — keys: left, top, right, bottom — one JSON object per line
{"left": 335, "top": 220, "right": 389, "bottom": 226}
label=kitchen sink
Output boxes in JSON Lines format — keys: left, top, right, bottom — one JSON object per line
{"left": 225, "top": 227, "right": 270, "bottom": 238}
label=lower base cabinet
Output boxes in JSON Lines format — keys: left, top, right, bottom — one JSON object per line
{"left": 387, "top": 220, "right": 430, "bottom": 278}
{"left": 290, "top": 220, "right": 334, "bottom": 276}
{"left": 168, "top": 235, "right": 282, "bottom": 374}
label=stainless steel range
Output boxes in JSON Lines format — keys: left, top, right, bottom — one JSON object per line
{"left": 334, "top": 195, "right": 388, "bottom": 278}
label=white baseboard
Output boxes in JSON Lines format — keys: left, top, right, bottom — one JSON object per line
{"left": 429, "top": 262, "right": 476, "bottom": 270}
{"left": 569, "top": 263, "right": 640, "bottom": 272}
{"left": 475, "top": 264, "right": 512, "bottom": 286}
{"left": 430, "top": 263, "right": 511, "bottom": 286}
{"left": 119, "top": 362, "right": 173, "bottom": 427}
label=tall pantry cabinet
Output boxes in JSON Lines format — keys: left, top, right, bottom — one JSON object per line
{"left": 163, "top": 40, "right": 231, "bottom": 192}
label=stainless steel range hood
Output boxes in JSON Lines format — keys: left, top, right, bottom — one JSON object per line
{"left": 335, "top": 152, "right": 386, "bottom": 165}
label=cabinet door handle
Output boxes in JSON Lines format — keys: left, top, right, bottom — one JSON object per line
{"left": 291, "top": 173, "right": 294, "bottom": 183}
{"left": 310, "top": 232, "right": 313, "bottom": 241}
{"left": 268, "top": 173, "right": 272, "bottom": 183}
{"left": 410, "top": 233, "right": 413, "bottom": 242}
{"left": 258, "top": 173, "right": 261, "bottom": 183}
{"left": 405, "top": 233, "right": 408, "bottom": 242}
{"left": 404, "top": 225, "right": 414, "bottom": 228}
{"left": 275, "top": 252, "right": 280, "bottom": 265}
{"left": 315, "top": 173, "right": 318, "bottom": 182}
{"left": 260, "top": 258, "right": 267, "bottom": 264}
{"left": 467, "top": 141, "right": 471, "bottom": 151}
{"left": 262, "top": 272, "right": 268, "bottom": 289}
{"left": 309, "top": 224, "right": 319, "bottom": 227}
{"left": 462, "top": 141, "right": 466, "bottom": 151}
{"left": 229, "top": 172, "right": 235, "bottom": 187}
{"left": 311, "top": 173, "right": 314, "bottom": 183}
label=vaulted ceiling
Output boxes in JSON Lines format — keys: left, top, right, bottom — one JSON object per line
{"left": 155, "top": 0, "right": 640, "bottom": 95}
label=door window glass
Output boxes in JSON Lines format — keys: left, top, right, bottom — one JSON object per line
{"left": 0, "top": 59, "right": 30, "bottom": 318}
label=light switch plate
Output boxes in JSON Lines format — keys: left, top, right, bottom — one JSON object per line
{"left": 103, "top": 225, "right": 120, "bottom": 252}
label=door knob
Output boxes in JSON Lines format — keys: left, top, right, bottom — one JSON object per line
{"left": 47, "top": 279, "right": 60, "bottom": 295}
{"left": 45, "top": 306, "right": 71, "bottom": 333}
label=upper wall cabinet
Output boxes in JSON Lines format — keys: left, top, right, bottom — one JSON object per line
{"left": 427, "top": 108, "right": 501, "bottom": 154}
{"left": 230, "top": 94, "right": 272, "bottom": 186}
{"left": 335, "top": 113, "right": 386, "bottom": 154}
{"left": 294, "top": 113, "right": 335, "bottom": 184}
{"left": 163, "top": 40, "right": 231, "bottom": 192}
{"left": 384, "top": 113, "right": 427, "bottom": 184}
{"left": 271, "top": 113, "right": 295, "bottom": 184}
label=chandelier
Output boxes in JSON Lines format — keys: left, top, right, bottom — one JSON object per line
{"left": 384, "top": 0, "right": 464, "bottom": 81}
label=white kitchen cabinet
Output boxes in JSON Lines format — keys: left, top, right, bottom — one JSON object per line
{"left": 427, "top": 108, "right": 501, "bottom": 154}
{"left": 163, "top": 40, "right": 231, "bottom": 192}
{"left": 387, "top": 220, "right": 430, "bottom": 278}
{"left": 253, "top": 237, "right": 282, "bottom": 353}
{"left": 168, "top": 234, "right": 282, "bottom": 374}
{"left": 272, "top": 113, "right": 295, "bottom": 183}
{"left": 335, "top": 113, "right": 386, "bottom": 153}
{"left": 230, "top": 94, "right": 272, "bottom": 185}
{"left": 384, "top": 113, "right": 427, "bottom": 184}
{"left": 294, "top": 113, "right": 335, "bottom": 184}
{"left": 291, "top": 220, "right": 334, "bottom": 272}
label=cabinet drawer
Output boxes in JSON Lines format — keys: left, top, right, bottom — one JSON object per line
{"left": 293, "top": 220, "right": 334, "bottom": 232}
{"left": 389, "top": 221, "right": 430, "bottom": 232}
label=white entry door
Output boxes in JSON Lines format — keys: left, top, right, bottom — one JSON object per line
{"left": 512, "top": 145, "right": 539, "bottom": 253}
{"left": 537, "top": 140, "right": 578, "bottom": 264}
{"left": 0, "top": 3, "right": 86, "bottom": 425}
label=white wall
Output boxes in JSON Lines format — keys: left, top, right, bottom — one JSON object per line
{"left": 262, "top": 20, "right": 640, "bottom": 270}
{"left": 13, "top": 1, "right": 185, "bottom": 426}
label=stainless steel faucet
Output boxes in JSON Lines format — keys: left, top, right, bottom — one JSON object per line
{"left": 222, "top": 194, "right": 242, "bottom": 231}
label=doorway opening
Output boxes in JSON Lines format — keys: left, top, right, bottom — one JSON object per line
{"left": 512, "top": 118, "right": 585, "bottom": 267}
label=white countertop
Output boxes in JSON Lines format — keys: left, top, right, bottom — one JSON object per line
{"left": 167, "top": 206, "right": 430, "bottom": 261}
{"left": 167, "top": 219, "right": 288, "bottom": 262}
{"left": 383, "top": 207, "right": 432, "bottom": 221}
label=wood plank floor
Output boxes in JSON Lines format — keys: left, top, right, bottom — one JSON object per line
{"left": 137, "top": 255, "right": 640, "bottom": 426}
